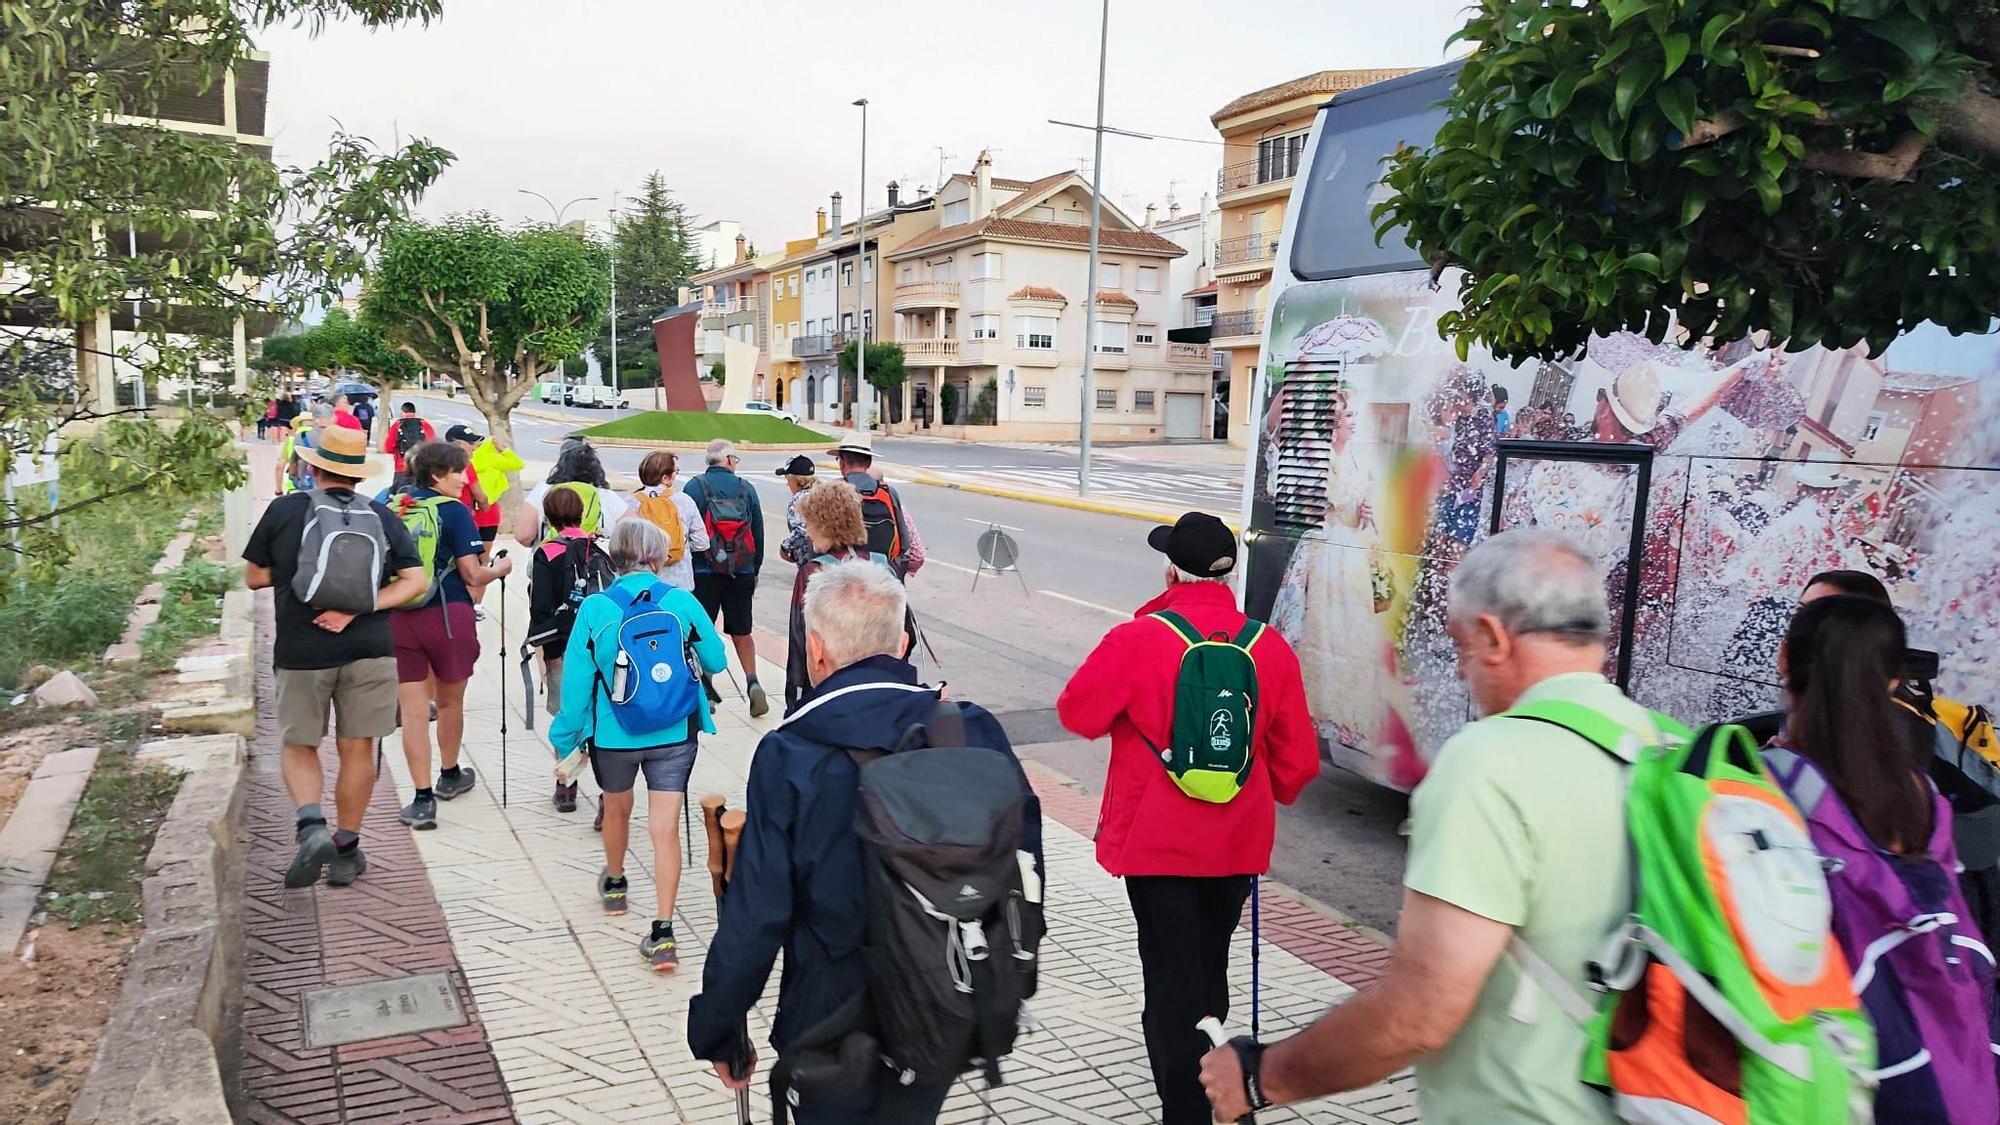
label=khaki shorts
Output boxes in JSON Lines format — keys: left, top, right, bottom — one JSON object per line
{"left": 276, "top": 657, "right": 400, "bottom": 747}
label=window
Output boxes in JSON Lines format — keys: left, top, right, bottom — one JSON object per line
{"left": 943, "top": 200, "right": 970, "bottom": 226}
{"left": 1137, "top": 265, "right": 1160, "bottom": 292}
{"left": 804, "top": 270, "right": 816, "bottom": 295}
{"left": 820, "top": 317, "right": 833, "bottom": 334}
{"left": 1862, "top": 412, "right": 1886, "bottom": 442}
{"left": 1134, "top": 389, "right": 1156, "bottom": 412}
{"left": 899, "top": 264, "right": 915, "bottom": 283}
{"left": 1023, "top": 386, "right": 1047, "bottom": 408}
{"left": 1292, "top": 65, "right": 1453, "bottom": 280}
{"left": 842, "top": 261, "right": 853, "bottom": 287}
{"left": 970, "top": 314, "right": 999, "bottom": 340}
{"left": 1093, "top": 321, "right": 1129, "bottom": 353}
{"left": 1098, "top": 262, "right": 1120, "bottom": 289}
{"left": 933, "top": 258, "right": 955, "bottom": 282}
{"left": 1135, "top": 323, "right": 1158, "bottom": 346}
{"left": 1096, "top": 388, "right": 1117, "bottom": 411}
{"left": 789, "top": 321, "right": 801, "bottom": 338}
{"left": 1031, "top": 205, "right": 1055, "bottom": 221}
{"left": 820, "top": 266, "right": 833, "bottom": 287}
{"left": 862, "top": 309, "right": 872, "bottom": 333}
{"left": 973, "top": 252, "right": 1002, "bottom": 280}
{"left": 1255, "top": 131, "right": 1308, "bottom": 184}
{"left": 862, "top": 255, "right": 873, "bottom": 283}
{"left": 1016, "top": 315, "right": 1056, "bottom": 350}
{"left": 842, "top": 312, "right": 855, "bottom": 333}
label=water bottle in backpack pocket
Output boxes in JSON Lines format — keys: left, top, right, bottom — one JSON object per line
{"left": 292, "top": 489, "right": 387, "bottom": 613}
{"left": 587, "top": 583, "right": 700, "bottom": 735}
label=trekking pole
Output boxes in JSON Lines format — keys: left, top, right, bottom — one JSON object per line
{"left": 497, "top": 560, "right": 510, "bottom": 809}
{"left": 1198, "top": 1018, "right": 1256, "bottom": 1125}
{"left": 1250, "top": 876, "right": 1261, "bottom": 1039}
{"left": 701, "top": 794, "right": 753, "bottom": 1124}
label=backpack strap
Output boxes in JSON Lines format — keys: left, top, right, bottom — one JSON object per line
{"left": 1148, "top": 610, "right": 1204, "bottom": 647}
{"left": 1232, "top": 619, "right": 1266, "bottom": 650}
{"left": 1761, "top": 746, "right": 1832, "bottom": 816}
{"left": 1500, "top": 699, "right": 1683, "bottom": 766}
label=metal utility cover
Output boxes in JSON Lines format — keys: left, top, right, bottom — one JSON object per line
{"left": 300, "top": 972, "right": 466, "bottom": 1048}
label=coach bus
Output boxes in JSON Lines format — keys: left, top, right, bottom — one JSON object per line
{"left": 1239, "top": 64, "right": 2000, "bottom": 790}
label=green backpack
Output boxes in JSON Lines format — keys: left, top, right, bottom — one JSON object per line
{"left": 1145, "top": 610, "right": 1263, "bottom": 803}
{"left": 541, "top": 481, "right": 603, "bottom": 543}
{"left": 392, "top": 492, "right": 453, "bottom": 607}
{"left": 1503, "top": 700, "right": 1874, "bottom": 1124}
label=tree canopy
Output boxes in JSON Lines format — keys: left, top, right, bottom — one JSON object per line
{"left": 839, "top": 339, "right": 909, "bottom": 393}
{"left": 260, "top": 308, "right": 421, "bottom": 389}
{"left": 1376, "top": 0, "right": 2000, "bottom": 362}
{"left": 593, "top": 171, "right": 699, "bottom": 375}
{"left": 363, "top": 215, "right": 609, "bottom": 448}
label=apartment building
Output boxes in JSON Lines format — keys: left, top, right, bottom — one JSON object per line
{"left": 884, "top": 152, "right": 1200, "bottom": 441}
{"left": 1210, "top": 68, "right": 1409, "bottom": 445}
{"left": 689, "top": 237, "right": 777, "bottom": 398}
{"left": 1149, "top": 195, "right": 1225, "bottom": 437}
{"left": 766, "top": 236, "right": 818, "bottom": 412}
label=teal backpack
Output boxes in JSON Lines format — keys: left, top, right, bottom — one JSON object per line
{"left": 1144, "top": 610, "right": 1264, "bottom": 803}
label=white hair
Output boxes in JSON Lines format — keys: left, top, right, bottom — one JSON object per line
{"left": 706, "top": 438, "right": 737, "bottom": 465}
{"left": 1447, "top": 528, "right": 1608, "bottom": 645}
{"left": 803, "top": 559, "right": 908, "bottom": 668}
{"left": 1166, "top": 561, "right": 1231, "bottom": 586}
{"left": 605, "top": 518, "right": 669, "bottom": 575}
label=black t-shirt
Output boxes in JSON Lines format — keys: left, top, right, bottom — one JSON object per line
{"left": 244, "top": 490, "right": 423, "bottom": 670}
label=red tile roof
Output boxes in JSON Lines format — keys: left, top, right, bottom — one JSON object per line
{"left": 1009, "top": 285, "right": 1068, "bottom": 302}
{"left": 949, "top": 172, "right": 1036, "bottom": 190}
{"left": 1184, "top": 281, "right": 1218, "bottom": 296}
{"left": 890, "top": 213, "right": 1187, "bottom": 259}
{"left": 1094, "top": 290, "right": 1138, "bottom": 307}
{"left": 1211, "top": 68, "right": 1415, "bottom": 126}
{"left": 997, "top": 171, "right": 1075, "bottom": 209}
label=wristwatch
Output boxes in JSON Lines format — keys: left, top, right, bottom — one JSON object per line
{"left": 1229, "top": 1035, "right": 1275, "bottom": 1112}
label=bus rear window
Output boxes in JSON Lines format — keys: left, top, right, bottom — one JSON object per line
{"left": 1290, "top": 65, "right": 1457, "bottom": 282}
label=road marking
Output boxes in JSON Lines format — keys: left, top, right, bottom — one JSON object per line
{"left": 1039, "top": 589, "right": 1127, "bottom": 617}
{"left": 960, "top": 517, "right": 1026, "bottom": 531}
{"left": 923, "top": 557, "right": 978, "bottom": 575}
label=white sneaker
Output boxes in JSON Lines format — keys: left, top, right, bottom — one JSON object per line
{"left": 473, "top": 605, "right": 489, "bottom": 622}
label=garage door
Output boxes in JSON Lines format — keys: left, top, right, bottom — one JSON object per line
{"left": 1164, "top": 392, "right": 1205, "bottom": 440}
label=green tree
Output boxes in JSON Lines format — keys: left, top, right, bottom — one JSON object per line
{"left": 592, "top": 171, "right": 699, "bottom": 376}
{"left": 363, "top": 216, "right": 609, "bottom": 450}
{"left": 1376, "top": 0, "right": 2000, "bottom": 362}
{"left": 839, "top": 339, "right": 908, "bottom": 424}
{"left": 708, "top": 360, "right": 726, "bottom": 386}
{"left": 1, "top": 0, "right": 451, "bottom": 544}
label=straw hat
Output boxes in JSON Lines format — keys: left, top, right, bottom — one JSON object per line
{"left": 295, "top": 425, "right": 373, "bottom": 478}
{"left": 1606, "top": 364, "right": 1664, "bottom": 435}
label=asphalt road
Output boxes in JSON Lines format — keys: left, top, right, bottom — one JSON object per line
{"left": 410, "top": 396, "right": 1411, "bottom": 932}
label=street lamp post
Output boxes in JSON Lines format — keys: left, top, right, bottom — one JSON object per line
{"left": 853, "top": 97, "right": 869, "bottom": 434}
{"left": 517, "top": 189, "right": 599, "bottom": 228}
{"left": 1078, "top": 0, "right": 1109, "bottom": 494}
{"left": 607, "top": 193, "right": 621, "bottom": 411}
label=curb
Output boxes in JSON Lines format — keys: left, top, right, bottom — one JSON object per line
{"left": 571, "top": 435, "right": 833, "bottom": 454}
{"left": 890, "top": 465, "right": 1239, "bottom": 530}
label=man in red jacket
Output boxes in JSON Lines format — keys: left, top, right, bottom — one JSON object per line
{"left": 1057, "top": 511, "right": 1318, "bottom": 1125}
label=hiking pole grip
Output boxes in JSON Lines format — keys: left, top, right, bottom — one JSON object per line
{"left": 1198, "top": 1018, "right": 1256, "bottom": 1125}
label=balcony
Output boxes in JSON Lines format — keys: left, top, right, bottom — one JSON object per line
{"left": 793, "top": 333, "right": 833, "bottom": 358}
{"left": 1217, "top": 232, "right": 1281, "bottom": 272}
{"left": 892, "top": 280, "right": 961, "bottom": 312}
{"left": 900, "top": 339, "right": 962, "bottom": 364}
{"left": 1218, "top": 152, "right": 1302, "bottom": 197}
{"left": 700, "top": 296, "right": 759, "bottom": 319}
{"left": 1090, "top": 347, "right": 1130, "bottom": 372}
{"left": 1210, "top": 309, "right": 1263, "bottom": 341}
{"left": 832, "top": 326, "right": 875, "bottom": 351}
{"left": 1167, "top": 342, "right": 1214, "bottom": 370}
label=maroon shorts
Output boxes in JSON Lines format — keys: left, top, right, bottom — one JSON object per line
{"left": 391, "top": 601, "right": 480, "bottom": 685}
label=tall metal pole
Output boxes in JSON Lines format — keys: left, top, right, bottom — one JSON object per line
{"left": 608, "top": 195, "right": 620, "bottom": 408}
{"left": 853, "top": 98, "right": 869, "bottom": 433}
{"left": 1078, "top": 0, "right": 1109, "bottom": 495}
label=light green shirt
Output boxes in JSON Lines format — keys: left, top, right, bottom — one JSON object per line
{"left": 1403, "top": 672, "right": 1652, "bottom": 1124}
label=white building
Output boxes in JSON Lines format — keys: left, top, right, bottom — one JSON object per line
{"left": 690, "top": 219, "right": 743, "bottom": 273}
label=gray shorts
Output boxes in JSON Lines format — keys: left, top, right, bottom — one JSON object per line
{"left": 590, "top": 738, "right": 697, "bottom": 794}
{"left": 275, "top": 657, "right": 399, "bottom": 747}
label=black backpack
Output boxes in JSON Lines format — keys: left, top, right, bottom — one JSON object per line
{"left": 395, "top": 415, "right": 427, "bottom": 456}
{"left": 847, "top": 703, "right": 1041, "bottom": 1089}
{"left": 525, "top": 536, "right": 614, "bottom": 653}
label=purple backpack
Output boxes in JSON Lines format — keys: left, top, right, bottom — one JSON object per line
{"left": 1764, "top": 747, "right": 2000, "bottom": 1123}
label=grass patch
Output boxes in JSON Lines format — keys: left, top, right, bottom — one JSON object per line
{"left": 42, "top": 753, "right": 182, "bottom": 926}
{"left": 573, "top": 409, "right": 831, "bottom": 445}
{"left": 139, "top": 558, "right": 237, "bottom": 667}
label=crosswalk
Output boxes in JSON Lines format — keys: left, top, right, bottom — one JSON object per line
{"left": 914, "top": 462, "right": 1244, "bottom": 510}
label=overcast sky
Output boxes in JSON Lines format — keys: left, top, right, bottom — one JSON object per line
{"left": 261, "top": 0, "right": 1468, "bottom": 243}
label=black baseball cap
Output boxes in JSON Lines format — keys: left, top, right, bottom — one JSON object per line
{"left": 444, "top": 423, "right": 484, "bottom": 444}
{"left": 774, "top": 455, "right": 816, "bottom": 477}
{"left": 1148, "top": 512, "right": 1237, "bottom": 577}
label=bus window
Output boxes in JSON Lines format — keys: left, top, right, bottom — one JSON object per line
{"left": 1290, "top": 65, "right": 1456, "bottom": 282}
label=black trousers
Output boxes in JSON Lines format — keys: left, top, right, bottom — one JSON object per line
{"left": 1126, "top": 874, "right": 1253, "bottom": 1125}
{"left": 782, "top": 1073, "right": 953, "bottom": 1124}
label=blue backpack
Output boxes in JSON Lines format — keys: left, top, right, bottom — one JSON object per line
{"left": 586, "top": 583, "right": 701, "bottom": 736}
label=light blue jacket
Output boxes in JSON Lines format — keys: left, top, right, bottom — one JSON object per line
{"left": 548, "top": 572, "right": 728, "bottom": 754}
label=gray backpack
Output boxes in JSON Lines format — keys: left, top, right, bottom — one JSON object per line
{"left": 292, "top": 489, "right": 388, "bottom": 613}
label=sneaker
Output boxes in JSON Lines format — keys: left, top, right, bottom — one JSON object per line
{"left": 599, "top": 868, "right": 629, "bottom": 916}
{"left": 434, "top": 767, "right": 477, "bottom": 801}
{"left": 473, "top": 604, "right": 489, "bottom": 622}
{"left": 747, "top": 681, "right": 769, "bottom": 719}
{"left": 554, "top": 781, "right": 577, "bottom": 813}
{"left": 399, "top": 793, "right": 438, "bottom": 830}
{"left": 327, "top": 845, "right": 368, "bottom": 887}
{"left": 283, "top": 821, "right": 336, "bottom": 888}
{"left": 641, "top": 928, "right": 679, "bottom": 972}
{"left": 427, "top": 699, "right": 438, "bottom": 722}
{"left": 593, "top": 802, "right": 604, "bottom": 832}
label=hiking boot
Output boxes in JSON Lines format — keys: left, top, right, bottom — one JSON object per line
{"left": 641, "top": 927, "right": 679, "bottom": 972}
{"left": 433, "top": 767, "right": 477, "bottom": 801}
{"left": 283, "top": 821, "right": 336, "bottom": 888}
{"left": 599, "top": 869, "right": 629, "bottom": 916}
{"left": 399, "top": 793, "right": 438, "bottom": 830}
{"left": 327, "top": 844, "right": 368, "bottom": 887}
{"left": 554, "top": 781, "right": 578, "bottom": 813}
{"left": 747, "top": 681, "right": 769, "bottom": 719}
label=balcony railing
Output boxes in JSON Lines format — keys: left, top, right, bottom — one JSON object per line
{"left": 1193, "top": 305, "right": 1217, "bottom": 328}
{"left": 1211, "top": 309, "right": 1263, "bottom": 340}
{"left": 1218, "top": 233, "right": 1281, "bottom": 269}
{"left": 1168, "top": 342, "right": 1214, "bottom": 369}
{"left": 831, "top": 326, "right": 875, "bottom": 350}
{"left": 701, "top": 296, "right": 759, "bottom": 318}
{"left": 891, "top": 280, "right": 961, "bottom": 311}
{"left": 900, "top": 339, "right": 962, "bottom": 364}
{"left": 793, "top": 333, "right": 833, "bottom": 357}
{"left": 1218, "top": 151, "right": 1303, "bottom": 195}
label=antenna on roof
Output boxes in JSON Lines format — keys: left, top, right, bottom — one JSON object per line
{"left": 935, "top": 147, "right": 957, "bottom": 188}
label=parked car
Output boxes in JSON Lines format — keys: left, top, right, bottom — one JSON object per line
{"left": 741, "top": 400, "right": 798, "bottom": 423}
{"left": 566, "top": 383, "right": 621, "bottom": 409}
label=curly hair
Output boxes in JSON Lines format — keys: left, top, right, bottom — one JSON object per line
{"left": 546, "top": 437, "right": 608, "bottom": 488}
{"left": 795, "top": 480, "right": 866, "bottom": 551}
{"left": 407, "top": 440, "right": 470, "bottom": 491}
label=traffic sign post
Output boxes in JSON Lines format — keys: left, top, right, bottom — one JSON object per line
{"left": 972, "top": 524, "right": 1028, "bottom": 594}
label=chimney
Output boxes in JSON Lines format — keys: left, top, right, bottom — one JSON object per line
{"left": 1145, "top": 202, "right": 1157, "bottom": 229}
{"left": 816, "top": 207, "right": 827, "bottom": 236}
{"left": 887, "top": 181, "right": 900, "bottom": 209}
{"left": 734, "top": 233, "right": 747, "bottom": 263}
{"left": 830, "top": 192, "right": 844, "bottom": 237}
{"left": 974, "top": 149, "right": 993, "bottom": 216}
{"left": 1169, "top": 198, "right": 1182, "bottom": 219}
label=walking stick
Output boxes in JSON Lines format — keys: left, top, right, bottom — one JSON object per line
{"left": 702, "top": 794, "right": 754, "bottom": 1124}
{"left": 1250, "top": 876, "right": 1261, "bottom": 1039}
{"left": 497, "top": 560, "right": 509, "bottom": 808}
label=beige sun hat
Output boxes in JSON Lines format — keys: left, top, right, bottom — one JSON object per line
{"left": 1606, "top": 364, "right": 1664, "bottom": 435}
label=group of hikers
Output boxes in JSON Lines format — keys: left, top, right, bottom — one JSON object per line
{"left": 242, "top": 402, "right": 1999, "bottom": 1123}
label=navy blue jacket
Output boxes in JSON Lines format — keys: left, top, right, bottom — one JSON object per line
{"left": 685, "top": 656, "right": 1044, "bottom": 1062}
{"left": 683, "top": 466, "right": 764, "bottom": 577}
